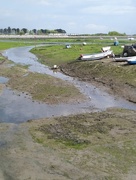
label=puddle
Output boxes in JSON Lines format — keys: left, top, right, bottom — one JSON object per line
{"left": 0, "top": 77, "right": 9, "bottom": 84}
{"left": 1, "top": 46, "right": 136, "bottom": 123}
{"left": 0, "top": 88, "right": 96, "bottom": 123}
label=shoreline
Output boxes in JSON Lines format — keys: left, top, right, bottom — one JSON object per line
{"left": 60, "top": 58, "right": 136, "bottom": 104}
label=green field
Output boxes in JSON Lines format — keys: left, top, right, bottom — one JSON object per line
{"left": 30, "top": 42, "right": 124, "bottom": 66}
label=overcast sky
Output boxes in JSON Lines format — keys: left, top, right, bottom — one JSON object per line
{"left": 1, "top": 0, "right": 136, "bottom": 34}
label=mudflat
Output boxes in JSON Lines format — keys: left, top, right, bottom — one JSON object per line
{"left": 0, "top": 108, "right": 136, "bottom": 180}
{"left": 0, "top": 55, "right": 136, "bottom": 179}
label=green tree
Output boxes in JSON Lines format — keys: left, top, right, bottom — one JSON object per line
{"left": 108, "top": 31, "right": 126, "bottom": 36}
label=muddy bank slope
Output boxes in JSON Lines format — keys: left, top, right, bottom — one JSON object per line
{"left": 61, "top": 58, "right": 136, "bottom": 103}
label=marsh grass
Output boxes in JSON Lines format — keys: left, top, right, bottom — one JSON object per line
{"left": 0, "top": 56, "right": 5, "bottom": 61}
{"left": 0, "top": 63, "right": 28, "bottom": 78}
{"left": 0, "top": 41, "right": 35, "bottom": 50}
{"left": 2, "top": 65, "right": 85, "bottom": 104}
{"left": 30, "top": 43, "right": 123, "bottom": 66}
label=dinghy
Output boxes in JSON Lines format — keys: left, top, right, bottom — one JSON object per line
{"left": 78, "top": 47, "right": 113, "bottom": 61}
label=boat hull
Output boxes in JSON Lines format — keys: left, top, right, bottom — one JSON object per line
{"left": 79, "top": 50, "right": 113, "bottom": 61}
{"left": 127, "top": 60, "right": 136, "bottom": 65}
{"left": 114, "top": 56, "right": 136, "bottom": 62}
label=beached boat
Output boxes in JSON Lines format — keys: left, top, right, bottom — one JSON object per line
{"left": 114, "top": 56, "right": 136, "bottom": 62}
{"left": 127, "top": 57, "right": 136, "bottom": 65}
{"left": 78, "top": 49, "right": 113, "bottom": 61}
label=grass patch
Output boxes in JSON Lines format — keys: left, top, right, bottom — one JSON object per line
{"left": 1, "top": 64, "right": 85, "bottom": 104}
{"left": 0, "top": 56, "right": 5, "bottom": 61}
{"left": 0, "top": 41, "right": 36, "bottom": 50}
{"left": 29, "top": 108, "right": 136, "bottom": 179}
{"left": 30, "top": 43, "right": 123, "bottom": 67}
{"left": 0, "top": 63, "right": 28, "bottom": 78}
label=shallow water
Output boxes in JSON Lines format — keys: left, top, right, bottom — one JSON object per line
{"left": 0, "top": 87, "right": 97, "bottom": 123}
{"left": 1, "top": 46, "right": 136, "bottom": 123}
{"left": 0, "top": 77, "right": 9, "bottom": 84}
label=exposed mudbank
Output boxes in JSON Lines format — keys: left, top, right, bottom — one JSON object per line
{"left": 60, "top": 59, "right": 136, "bottom": 103}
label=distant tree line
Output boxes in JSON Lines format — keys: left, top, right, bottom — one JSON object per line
{"left": 0, "top": 27, "right": 66, "bottom": 35}
{"left": 82, "top": 31, "right": 127, "bottom": 36}
{"left": 0, "top": 28, "right": 131, "bottom": 36}
{"left": 108, "top": 31, "right": 126, "bottom": 36}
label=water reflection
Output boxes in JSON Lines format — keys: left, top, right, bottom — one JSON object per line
{"left": 0, "top": 88, "right": 96, "bottom": 123}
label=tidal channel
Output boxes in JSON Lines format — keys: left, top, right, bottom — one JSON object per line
{"left": 1, "top": 46, "right": 136, "bottom": 123}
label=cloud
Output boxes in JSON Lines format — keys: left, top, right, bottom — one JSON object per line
{"left": 37, "top": 0, "right": 50, "bottom": 6}
{"left": 1, "top": 0, "right": 136, "bottom": 34}
{"left": 65, "top": 22, "right": 108, "bottom": 34}
{"left": 81, "top": 5, "right": 136, "bottom": 15}
{"left": 0, "top": 9, "right": 16, "bottom": 18}
{"left": 30, "top": 0, "right": 65, "bottom": 7}
{"left": 85, "top": 23, "right": 108, "bottom": 33}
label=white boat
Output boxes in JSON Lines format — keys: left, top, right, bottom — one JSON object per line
{"left": 127, "top": 57, "right": 136, "bottom": 65}
{"left": 79, "top": 50, "right": 113, "bottom": 61}
{"left": 114, "top": 56, "right": 136, "bottom": 62}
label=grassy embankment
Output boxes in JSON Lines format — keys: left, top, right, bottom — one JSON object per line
{"left": 31, "top": 40, "right": 136, "bottom": 102}
{"left": 0, "top": 40, "right": 35, "bottom": 50}
{"left": 30, "top": 39, "right": 125, "bottom": 66}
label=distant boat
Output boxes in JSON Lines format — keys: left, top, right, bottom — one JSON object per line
{"left": 128, "top": 37, "right": 135, "bottom": 40}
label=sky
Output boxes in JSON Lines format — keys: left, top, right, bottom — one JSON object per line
{"left": 1, "top": 0, "right": 136, "bottom": 35}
